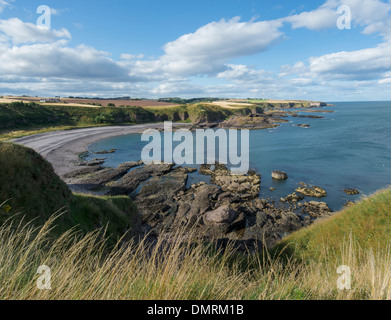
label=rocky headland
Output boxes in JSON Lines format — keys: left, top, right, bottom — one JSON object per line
{"left": 64, "top": 159, "right": 334, "bottom": 250}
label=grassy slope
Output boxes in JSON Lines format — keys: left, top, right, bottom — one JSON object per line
{"left": 1, "top": 190, "right": 391, "bottom": 300}
{"left": 0, "top": 142, "right": 140, "bottom": 242}
{"left": 0, "top": 101, "right": 155, "bottom": 132}
{"left": 0, "top": 101, "right": 268, "bottom": 141}
{"left": 273, "top": 188, "right": 391, "bottom": 261}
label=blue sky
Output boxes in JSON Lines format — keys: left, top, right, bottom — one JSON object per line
{"left": 0, "top": 0, "right": 391, "bottom": 101}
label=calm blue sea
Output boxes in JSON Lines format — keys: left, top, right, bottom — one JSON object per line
{"left": 87, "top": 101, "right": 391, "bottom": 211}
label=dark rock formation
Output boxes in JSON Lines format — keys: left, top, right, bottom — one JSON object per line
{"left": 295, "top": 185, "right": 327, "bottom": 198}
{"left": 293, "top": 124, "right": 311, "bottom": 128}
{"left": 95, "top": 149, "right": 117, "bottom": 155}
{"left": 272, "top": 170, "right": 288, "bottom": 180}
{"left": 108, "top": 163, "right": 175, "bottom": 195}
{"left": 65, "top": 159, "right": 334, "bottom": 251}
{"left": 281, "top": 192, "right": 304, "bottom": 204}
{"left": 301, "top": 201, "right": 333, "bottom": 218}
{"left": 344, "top": 189, "right": 360, "bottom": 195}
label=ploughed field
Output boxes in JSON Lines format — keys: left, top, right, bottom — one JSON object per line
{"left": 0, "top": 96, "right": 179, "bottom": 108}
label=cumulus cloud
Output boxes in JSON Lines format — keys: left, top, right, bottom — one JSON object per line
{"left": 284, "top": 0, "right": 339, "bottom": 30}
{"left": 0, "top": 41, "right": 132, "bottom": 80}
{"left": 284, "top": 0, "right": 391, "bottom": 34}
{"left": 308, "top": 42, "right": 391, "bottom": 80}
{"left": 280, "top": 0, "right": 391, "bottom": 86}
{"left": 0, "top": 18, "right": 71, "bottom": 44}
{"left": 153, "top": 17, "right": 284, "bottom": 77}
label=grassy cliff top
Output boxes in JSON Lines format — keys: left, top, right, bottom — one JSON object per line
{"left": 273, "top": 188, "right": 391, "bottom": 260}
{"left": 0, "top": 142, "right": 140, "bottom": 241}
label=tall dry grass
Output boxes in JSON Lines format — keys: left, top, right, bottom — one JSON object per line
{"left": 0, "top": 212, "right": 390, "bottom": 300}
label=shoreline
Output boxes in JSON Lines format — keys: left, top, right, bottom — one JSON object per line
{"left": 12, "top": 123, "right": 192, "bottom": 179}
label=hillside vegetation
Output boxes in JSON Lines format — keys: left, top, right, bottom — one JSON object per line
{"left": 274, "top": 188, "right": 391, "bottom": 261}
{"left": 0, "top": 193, "right": 390, "bottom": 299}
{"left": 0, "top": 101, "right": 263, "bottom": 140}
{"left": 0, "top": 142, "right": 140, "bottom": 242}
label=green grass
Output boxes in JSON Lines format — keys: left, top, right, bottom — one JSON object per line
{"left": 0, "top": 207, "right": 390, "bottom": 300}
{"left": 0, "top": 142, "right": 140, "bottom": 243}
{"left": 0, "top": 101, "right": 155, "bottom": 133}
{"left": 0, "top": 102, "right": 260, "bottom": 141}
{"left": 274, "top": 188, "right": 391, "bottom": 261}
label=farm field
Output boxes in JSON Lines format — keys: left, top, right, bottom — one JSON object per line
{"left": 0, "top": 96, "right": 179, "bottom": 108}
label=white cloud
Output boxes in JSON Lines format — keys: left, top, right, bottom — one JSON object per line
{"left": 0, "top": 41, "right": 131, "bottom": 80}
{"left": 0, "top": 18, "right": 71, "bottom": 44}
{"left": 217, "top": 64, "right": 272, "bottom": 84}
{"left": 0, "top": 0, "right": 11, "bottom": 13}
{"left": 156, "top": 17, "right": 284, "bottom": 76}
{"left": 279, "top": 61, "right": 309, "bottom": 77}
{"left": 379, "top": 78, "right": 391, "bottom": 84}
{"left": 284, "top": 0, "right": 339, "bottom": 30}
{"left": 284, "top": 0, "right": 391, "bottom": 35}
{"left": 281, "top": 0, "right": 391, "bottom": 88}
{"left": 309, "top": 42, "right": 391, "bottom": 80}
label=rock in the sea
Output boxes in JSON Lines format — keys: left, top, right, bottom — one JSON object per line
{"left": 281, "top": 192, "right": 304, "bottom": 204}
{"left": 302, "top": 201, "right": 332, "bottom": 218}
{"left": 200, "top": 163, "right": 261, "bottom": 198}
{"left": 344, "top": 189, "right": 360, "bottom": 195}
{"left": 272, "top": 170, "right": 288, "bottom": 180}
{"left": 296, "top": 185, "right": 327, "bottom": 198}
{"left": 95, "top": 149, "right": 117, "bottom": 155}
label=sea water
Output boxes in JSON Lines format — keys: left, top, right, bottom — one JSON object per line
{"left": 86, "top": 101, "right": 391, "bottom": 211}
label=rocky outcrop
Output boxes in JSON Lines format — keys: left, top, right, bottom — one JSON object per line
{"left": 272, "top": 170, "right": 288, "bottom": 180}
{"left": 135, "top": 169, "right": 190, "bottom": 229}
{"left": 293, "top": 124, "right": 311, "bottom": 128}
{"left": 78, "top": 158, "right": 106, "bottom": 166}
{"left": 291, "top": 115, "right": 324, "bottom": 119}
{"left": 67, "top": 160, "right": 144, "bottom": 190}
{"left": 200, "top": 164, "right": 261, "bottom": 198}
{"left": 218, "top": 109, "right": 289, "bottom": 130}
{"left": 64, "top": 158, "right": 334, "bottom": 250}
{"left": 295, "top": 185, "right": 327, "bottom": 198}
{"left": 108, "top": 163, "right": 175, "bottom": 195}
{"left": 63, "top": 166, "right": 105, "bottom": 179}
{"left": 95, "top": 149, "right": 117, "bottom": 155}
{"left": 281, "top": 192, "right": 304, "bottom": 204}
{"left": 301, "top": 201, "right": 333, "bottom": 218}
{"left": 344, "top": 189, "right": 360, "bottom": 195}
